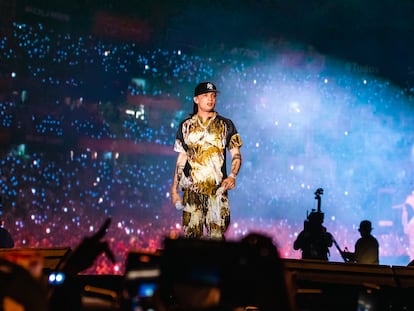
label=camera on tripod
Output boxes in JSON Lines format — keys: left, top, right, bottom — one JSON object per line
{"left": 303, "top": 188, "right": 325, "bottom": 231}
{"left": 294, "top": 187, "right": 334, "bottom": 260}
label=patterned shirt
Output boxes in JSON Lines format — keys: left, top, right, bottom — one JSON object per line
{"left": 174, "top": 112, "right": 242, "bottom": 195}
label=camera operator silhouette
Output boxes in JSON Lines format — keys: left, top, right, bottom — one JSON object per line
{"left": 341, "top": 220, "right": 379, "bottom": 264}
{"left": 293, "top": 188, "right": 334, "bottom": 261}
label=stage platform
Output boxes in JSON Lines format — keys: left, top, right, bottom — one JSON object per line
{"left": 72, "top": 259, "right": 414, "bottom": 311}
{"left": 4, "top": 246, "right": 414, "bottom": 310}
{"left": 283, "top": 258, "right": 414, "bottom": 310}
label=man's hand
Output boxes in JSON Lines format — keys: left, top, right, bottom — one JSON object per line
{"left": 221, "top": 175, "right": 236, "bottom": 191}
{"left": 175, "top": 201, "right": 184, "bottom": 211}
{"left": 60, "top": 217, "right": 115, "bottom": 275}
{"left": 171, "top": 189, "right": 182, "bottom": 205}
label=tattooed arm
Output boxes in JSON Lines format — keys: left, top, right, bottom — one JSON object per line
{"left": 222, "top": 147, "right": 242, "bottom": 191}
{"left": 229, "top": 147, "right": 242, "bottom": 177}
{"left": 171, "top": 152, "right": 188, "bottom": 206}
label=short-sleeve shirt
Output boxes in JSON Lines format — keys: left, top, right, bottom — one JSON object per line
{"left": 174, "top": 112, "right": 242, "bottom": 195}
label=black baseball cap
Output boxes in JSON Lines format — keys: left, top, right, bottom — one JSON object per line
{"left": 194, "top": 82, "right": 219, "bottom": 96}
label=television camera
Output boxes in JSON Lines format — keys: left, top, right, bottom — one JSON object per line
{"left": 303, "top": 188, "right": 325, "bottom": 231}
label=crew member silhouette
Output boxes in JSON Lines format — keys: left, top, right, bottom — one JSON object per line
{"left": 293, "top": 210, "right": 333, "bottom": 260}
{"left": 342, "top": 220, "right": 379, "bottom": 264}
